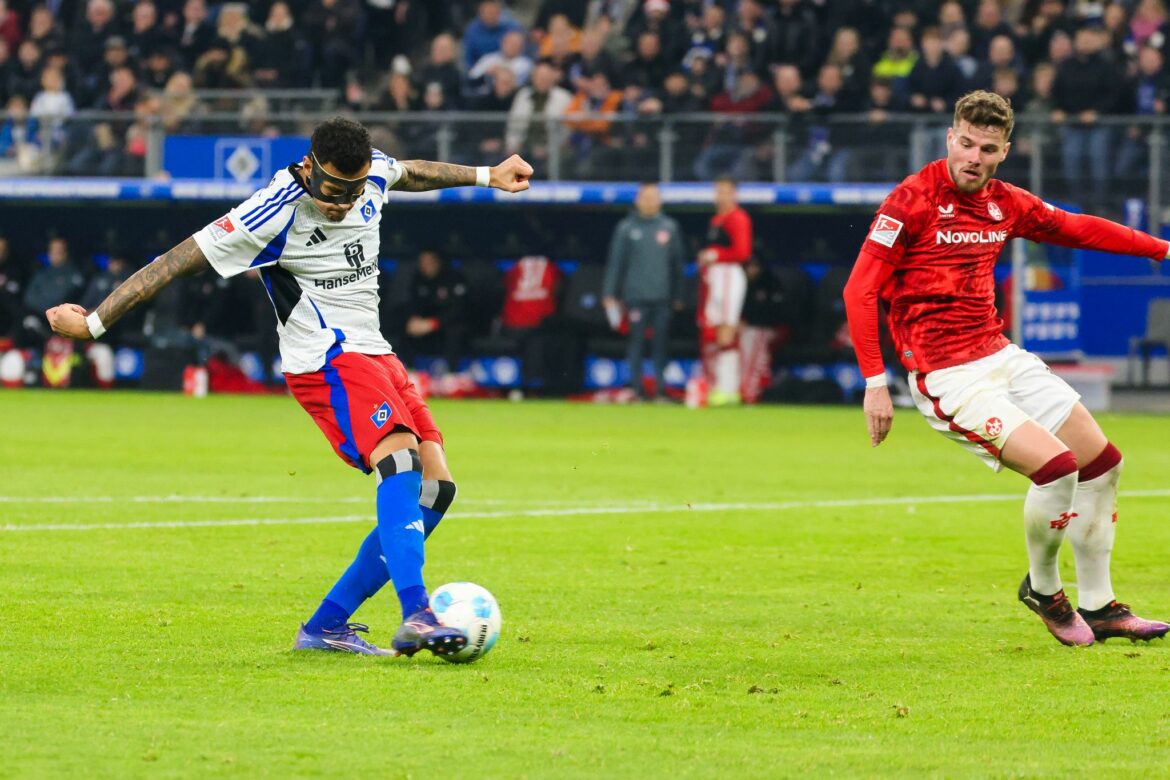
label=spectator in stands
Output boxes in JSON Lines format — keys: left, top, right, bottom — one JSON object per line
{"left": 873, "top": 25, "right": 918, "bottom": 100}
{"left": 603, "top": 181, "right": 684, "bottom": 401}
{"left": 568, "top": 24, "right": 617, "bottom": 89}
{"left": 393, "top": 248, "right": 469, "bottom": 372}
{"left": 535, "top": 0, "right": 588, "bottom": 31}
{"left": 376, "top": 67, "right": 418, "bottom": 114}
{"left": 177, "top": 0, "right": 215, "bottom": 68}
{"left": 304, "top": 0, "right": 363, "bottom": 90}
{"left": 945, "top": 26, "right": 980, "bottom": 89}
{"left": 469, "top": 28, "right": 533, "bottom": 91}
{"left": 1019, "top": 0, "right": 1072, "bottom": 64}
{"left": 472, "top": 65, "right": 519, "bottom": 155}
{"left": 141, "top": 46, "right": 179, "bottom": 91}
{"left": 252, "top": 1, "right": 309, "bottom": 89}
{"left": 0, "top": 234, "right": 25, "bottom": 344}
{"left": 539, "top": 12, "right": 582, "bottom": 74}
{"left": 71, "top": 0, "right": 120, "bottom": 74}
{"left": 936, "top": 0, "right": 966, "bottom": 36}
{"left": 159, "top": 70, "right": 201, "bottom": 133}
{"left": 506, "top": 59, "right": 571, "bottom": 166}
{"left": 628, "top": 0, "right": 685, "bottom": 64}
{"left": 1119, "top": 44, "right": 1169, "bottom": 187}
{"left": 30, "top": 66, "right": 74, "bottom": 122}
{"left": 193, "top": 35, "right": 248, "bottom": 90}
{"left": 20, "top": 237, "right": 84, "bottom": 349}
{"left": 714, "top": 31, "right": 753, "bottom": 94}
{"left": 416, "top": 32, "right": 463, "bottom": 107}
{"left": 908, "top": 26, "right": 964, "bottom": 115}
{"left": 853, "top": 77, "right": 909, "bottom": 180}
{"left": 64, "top": 120, "right": 123, "bottom": 175}
{"left": 26, "top": 7, "right": 64, "bottom": 56}
{"left": 1053, "top": 23, "right": 1121, "bottom": 209}
{"left": 1048, "top": 27, "right": 1073, "bottom": 67}
{"left": 1101, "top": 2, "right": 1131, "bottom": 63}
{"left": 689, "top": 3, "right": 727, "bottom": 58}
{"left": 770, "top": 62, "right": 810, "bottom": 113}
{"left": 0, "top": 94, "right": 40, "bottom": 173}
{"left": 694, "top": 67, "right": 772, "bottom": 180}
{"left": 95, "top": 64, "right": 139, "bottom": 111}
{"left": 464, "top": 0, "right": 524, "bottom": 73}
{"left": 970, "top": 0, "right": 1016, "bottom": 60}
{"left": 825, "top": 26, "right": 871, "bottom": 107}
{"left": 8, "top": 39, "right": 43, "bottom": 102}
{"left": 500, "top": 253, "right": 564, "bottom": 393}
{"left": 0, "top": 1, "right": 19, "bottom": 55}
{"left": 564, "top": 68, "right": 623, "bottom": 177}
{"left": 789, "top": 63, "right": 863, "bottom": 183}
{"left": 733, "top": 0, "right": 775, "bottom": 75}
{"left": 622, "top": 30, "right": 669, "bottom": 89}
{"left": 1130, "top": 0, "right": 1170, "bottom": 51}
{"left": 769, "top": 0, "right": 820, "bottom": 79}
{"left": 128, "top": 0, "right": 171, "bottom": 60}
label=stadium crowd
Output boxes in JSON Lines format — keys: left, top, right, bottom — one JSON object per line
{"left": 0, "top": 0, "right": 1167, "bottom": 183}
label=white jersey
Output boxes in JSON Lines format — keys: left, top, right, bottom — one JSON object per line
{"left": 192, "top": 150, "right": 403, "bottom": 374}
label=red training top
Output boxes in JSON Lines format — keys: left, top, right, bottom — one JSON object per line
{"left": 502, "top": 256, "right": 562, "bottom": 329}
{"left": 705, "top": 207, "right": 752, "bottom": 264}
{"left": 843, "top": 159, "right": 1169, "bottom": 377}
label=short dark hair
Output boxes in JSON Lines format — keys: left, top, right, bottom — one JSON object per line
{"left": 310, "top": 116, "right": 371, "bottom": 176}
{"left": 953, "top": 90, "right": 1014, "bottom": 139}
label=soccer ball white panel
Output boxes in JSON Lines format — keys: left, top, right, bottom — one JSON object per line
{"left": 430, "top": 582, "right": 502, "bottom": 664}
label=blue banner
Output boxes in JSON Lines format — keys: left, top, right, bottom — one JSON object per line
{"left": 163, "top": 136, "right": 311, "bottom": 182}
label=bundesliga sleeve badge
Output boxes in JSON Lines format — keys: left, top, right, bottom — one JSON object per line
{"left": 868, "top": 214, "right": 904, "bottom": 248}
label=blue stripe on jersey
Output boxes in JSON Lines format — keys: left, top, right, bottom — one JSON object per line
{"left": 249, "top": 207, "right": 297, "bottom": 267}
{"left": 244, "top": 186, "right": 302, "bottom": 231}
{"left": 322, "top": 336, "right": 368, "bottom": 473}
{"left": 307, "top": 296, "right": 327, "bottom": 328}
{"left": 368, "top": 175, "right": 387, "bottom": 192}
{"left": 242, "top": 180, "right": 299, "bottom": 224}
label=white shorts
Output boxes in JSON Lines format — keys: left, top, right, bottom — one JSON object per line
{"left": 702, "top": 263, "right": 747, "bottom": 327}
{"left": 909, "top": 344, "right": 1081, "bottom": 472}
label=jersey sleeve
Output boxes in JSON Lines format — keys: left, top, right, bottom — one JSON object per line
{"left": 1010, "top": 185, "right": 1169, "bottom": 261}
{"left": 711, "top": 209, "right": 753, "bottom": 264}
{"left": 192, "top": 171, "right": 304, "bottom": 278}
{"left": 370, "top": 149, "right": 405, "bottom": 204}
{"left": 860, "top": 183, "right": 924, "bottom": 266}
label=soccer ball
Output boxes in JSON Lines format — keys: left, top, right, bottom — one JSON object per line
{"left": 430, "top": 582, "right": 502, "bottom": 664}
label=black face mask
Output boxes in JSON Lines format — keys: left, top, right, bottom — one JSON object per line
{"left": 307, "top": 153, "right": 367, "bottom": 204}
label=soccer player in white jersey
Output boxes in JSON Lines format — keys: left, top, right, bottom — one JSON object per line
{"left": 45, "top": 117, "right": 534, "bottom": 657}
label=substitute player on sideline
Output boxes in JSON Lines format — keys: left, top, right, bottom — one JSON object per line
{"left": 844, "top": 91, "right": 1170, "bottom": 647}
{"left": 698, "top": 177, "right": 752, "bottom": 406}
{"left": 45, "top": 117, "right": 534, "bottom": 657}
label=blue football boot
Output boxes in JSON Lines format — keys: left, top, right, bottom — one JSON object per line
{"left": 293, "top": 622, "right": 394, "bottom": 656}
{"left": 392, "top": 608, "right": 468, "bottom": 657}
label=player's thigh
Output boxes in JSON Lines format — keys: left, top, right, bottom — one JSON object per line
{"left": 383, "top": 353, "right": 444, "bottom": 447}
{"left": 999, "top": 420, "right": 1071, "bottom": 477}
{"left": 370, "top": 430, "right": 421, "bottom": 467}
{"left": 1054, "top": 403, "right": 1109, "bottom": 466}
{"left": 419, "top": 439, "right": 452, "bottom": 481}
{"left": 909, "top": 367, "right": 1032, "bottom": 472}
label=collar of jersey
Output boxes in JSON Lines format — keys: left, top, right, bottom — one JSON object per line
{"left": 288, "top": 164, "right": 312, "bottom": 195}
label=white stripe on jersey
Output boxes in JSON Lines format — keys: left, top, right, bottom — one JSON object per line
{"left": 192, "top": 151, "right": 405, "bottom": 374}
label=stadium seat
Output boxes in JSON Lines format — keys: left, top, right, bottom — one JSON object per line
{"left": 1127, "top": 298, "right": 1170, "bottom": 386}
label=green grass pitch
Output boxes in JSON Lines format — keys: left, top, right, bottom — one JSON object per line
{"left": 3, "top": 390, "right": 1170, "bottom": 777}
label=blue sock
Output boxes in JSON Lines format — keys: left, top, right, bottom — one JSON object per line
{"left": 375, "top": 449, "right": 428, "bottom": 619}
{"left": 314, "top": 527, "right": 386, "bottom": 620}
{"left": 420, "top": 479, "right": 457, "bottom": 539}
{"left": 304, "top": 598, "right": 350, "bottom": 634}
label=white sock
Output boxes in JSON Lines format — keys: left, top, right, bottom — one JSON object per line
{"left": 1067, "top": 459, "right": 1122, "bottom": 611}
{"left": 715, "top": 349, "right": 739, "bottom": 396}
{"left": 1024, "top": 470, "right": 1078, "bottom": 595}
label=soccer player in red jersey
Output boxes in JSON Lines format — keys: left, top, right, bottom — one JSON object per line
{"left": 698, "top": 177, "right": 753, "bottom": 405}
{"left": 844, "top": 91, "right": 1170, "bottom": 646}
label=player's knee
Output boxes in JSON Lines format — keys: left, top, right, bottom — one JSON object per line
{"left": 1079, "top": 442, "right": 1123, "bottom": 483}
{"left": 1029, "top": 450, "right": 1078, "bottom": 487}
{"left": 374, "top": 448, "right": 422, "bottom": 483}
{"left": 422, "top": 478, "right": 457, "bottom": 515}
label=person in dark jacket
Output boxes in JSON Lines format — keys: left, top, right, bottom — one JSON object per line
{"left": 1052, "top": 24, "right": 1122, "bottom": 208}
{"left": 21, "top": 236, "right": 84, "bottom": 349}
{"left": 603, "top": 182, "right": 686, "bottom": 400}
{"left": 394, "top": 249, "right": 469, "bottom": 373}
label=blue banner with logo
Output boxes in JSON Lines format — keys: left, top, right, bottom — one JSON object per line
{"left": 163, "top": 136, "right": 311, "bottom": 182}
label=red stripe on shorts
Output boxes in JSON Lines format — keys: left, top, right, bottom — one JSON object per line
{"left": 915, "top": 373, "right": 1001, "bottom": 459}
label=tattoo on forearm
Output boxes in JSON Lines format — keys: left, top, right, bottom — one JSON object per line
{"left": 395, "top": 160, "right": 476, "bottom": 192}
{"left": 95, "top": 236, "right": 209, "bottom": 326}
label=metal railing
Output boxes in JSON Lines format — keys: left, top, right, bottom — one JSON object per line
{"left": 2, "top": 108, "right": 1168, "bottom": 227}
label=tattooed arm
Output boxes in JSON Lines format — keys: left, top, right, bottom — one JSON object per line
{"left": 392, "top": 154, "right": 534, "bottom": 193}
{"left": 45, "top": 236, "right": 209, "bottom": 340}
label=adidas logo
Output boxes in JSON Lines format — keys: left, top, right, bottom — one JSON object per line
{"left": 405, "top": 520, "right": 425, "bottom": 534}
{"left": 306, "top": 227, "right": 326, "bottom": 246}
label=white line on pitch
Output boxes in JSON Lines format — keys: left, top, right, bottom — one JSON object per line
{"left": 4, "top": 489, "right": 1170, "bottom": 533}
{"left": 0, "top": 495, "right": 651, "bottom": 506}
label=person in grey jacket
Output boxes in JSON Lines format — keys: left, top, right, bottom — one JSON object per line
{"left": 603, "top": 182, "right": 686, "bottom": 400}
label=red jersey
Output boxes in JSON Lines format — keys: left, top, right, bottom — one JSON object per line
{"left": 705, "top": 207, "right": 752, "bottom": 264}
{"left": 844, "top": 159, "right": 1169, "bottom": 377}
{"left": 502, "top": 256, "right": 561, "bottom": 329}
